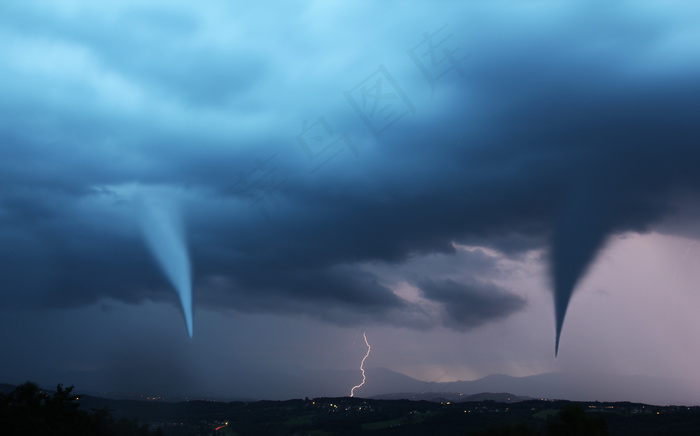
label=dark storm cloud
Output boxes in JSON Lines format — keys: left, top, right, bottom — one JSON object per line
{"left": 419, "top": 278, "right": 527, "bottom": 331}
{"left": 2, "top": 2, "right": 700, "bottom": 345}
{"left": 199, "top": 265, "right": 404, "bottom": 315}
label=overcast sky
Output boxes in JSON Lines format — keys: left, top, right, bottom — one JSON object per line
{"left": 2, "top": 0, "right": 700, "bottom": 404}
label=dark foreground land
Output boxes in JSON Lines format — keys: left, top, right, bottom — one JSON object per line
{"left": 3, "top": 382, "right": 700, "bottom": 435}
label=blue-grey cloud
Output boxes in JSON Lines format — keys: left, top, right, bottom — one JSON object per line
{"left": 1, "top": 1, "right": 699, "bottom": 353}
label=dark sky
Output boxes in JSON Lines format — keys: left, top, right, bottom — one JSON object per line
{"left": 2, "top": 1, "right": 700, "bottom": 403}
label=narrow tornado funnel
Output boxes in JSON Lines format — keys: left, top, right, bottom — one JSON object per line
{"left": 137, "top": 191, "right": 193, "bottom": 338}
{"left": 551, "top": 184, "right": 611, "bottom": 356}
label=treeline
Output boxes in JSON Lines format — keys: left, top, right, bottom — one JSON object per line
{"left": 368, "top": 404, "right": 608, "bottom": 436}
{"left": 463, "top": 405, "right": 609, "bottom": 436}
{"left": 0, "top": 382, "right": 163, "bottom": 436}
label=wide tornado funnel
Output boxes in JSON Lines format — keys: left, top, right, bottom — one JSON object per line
{"left": 137, "top": 191, "right": 193, "bottom": 338}
{"left": 551, "top": 183, "right": 612, "bottom": 356}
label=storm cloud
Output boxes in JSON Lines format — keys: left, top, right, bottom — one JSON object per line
{"left": 1, "top": 0, "right": 700, "bottom": 358}
{"left": 419, "top": 278, "right": 527, "bottom": 331}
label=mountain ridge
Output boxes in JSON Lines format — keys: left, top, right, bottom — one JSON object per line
{"left": 3, "top": 369, "right": 698, "bottom": 406}
{"left": 352, "top": 368, "right": 700, "bottom": 406}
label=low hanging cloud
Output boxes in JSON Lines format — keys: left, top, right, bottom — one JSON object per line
{"left": 419, "top": 278, "right": 527, "bottom": 332}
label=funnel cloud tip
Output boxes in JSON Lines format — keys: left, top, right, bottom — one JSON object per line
{"left": 137, "top": 188, "right": 194, "bottom": 339}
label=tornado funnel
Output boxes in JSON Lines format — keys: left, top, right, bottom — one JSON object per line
{"left": 137, "top": 192, "right": 193, "bottom": 338}
{"left": 551, "top": 184, "right": 612, "bottom": 356}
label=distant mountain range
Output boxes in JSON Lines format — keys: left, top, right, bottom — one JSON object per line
{"left": 371, "top": 391, "right": 532, "bottom": 403}
{"left": 4, "top": 368, "right": 699, "bottom": 406}
{"left": 350, "top": 368, "right": 700, "bottom": 406}
{"left": 286, "top": 367, "right": 700, "bottom": 406}
{"left": 170, "top": 366, "right": 700, "bottom": 406}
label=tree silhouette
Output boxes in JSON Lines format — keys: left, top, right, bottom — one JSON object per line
{"left": 547, "top": 404, "right": 608, "bottom": 436}
{"left": 0, "top": 382, "right": 158, "bottom": 436}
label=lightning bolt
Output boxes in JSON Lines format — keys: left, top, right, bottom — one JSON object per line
{"left": 350, "top": 332, "right": 371, "bottom": 397}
